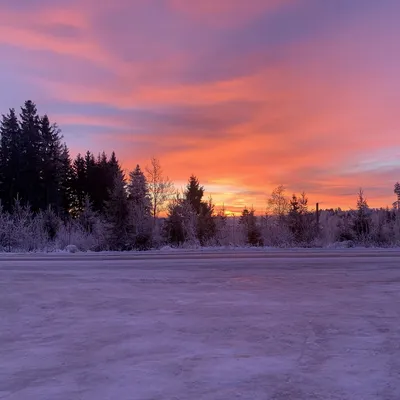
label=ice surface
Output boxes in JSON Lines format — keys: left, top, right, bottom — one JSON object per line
{"left": 1, "top": 250, "right": 400, "bottom": 399}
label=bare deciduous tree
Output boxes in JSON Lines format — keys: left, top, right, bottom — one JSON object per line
{"left": 145, "top": 157, "right": 174, "bottom": 220}
{"left": 267, "top": 185, "right": 289, "bottom": 217}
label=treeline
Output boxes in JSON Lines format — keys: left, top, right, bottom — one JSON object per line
{"left": 0, "top": 100, "right": 400, "bottom": 252}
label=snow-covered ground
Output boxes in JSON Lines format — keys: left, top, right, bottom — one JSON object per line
{"left": 1, "top": 250, "right": 400, "bottom": 399}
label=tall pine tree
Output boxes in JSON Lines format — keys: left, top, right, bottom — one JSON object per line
{"left": 71, "top": 153, "right": 87, "bottom": 215}
{"left": 19, "top": 100, "right": 42, "bottom": 211}
{"left": 105, "top": 172, "right": 133, "bottom": 250}
{"left": 128, "top": 164, "right": 152, "bottom": 249}
{"left": 40, "top": 115, "right": 64, "bottom": 212}
{"left": 58, "top": 143, "right": 74, "bottom": 216}
{"left": 185, "top": 175, "right": 204, "bottom": 214}
{"left": 0, "top": 108, "right": 22, "bottom": 210}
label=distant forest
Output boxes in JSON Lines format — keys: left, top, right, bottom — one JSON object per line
{"left": 1, "top": 100, "right": 400, "bottom": 252}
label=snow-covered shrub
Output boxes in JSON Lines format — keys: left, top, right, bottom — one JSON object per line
{"left": 56, "top": 219, "right": 106, "bottom": 252}
{"left": 65, "top": 244, "right": 79, "bottom": 253}
{"left": 261, "top": 215, "right": 294, "bottom": 247}
{"left": 163, "top": 196, "right": 199, "bottom": 247}
{"left": 7, "top": 200, "right": 50, "bottom": 251}
{"left": 40, "top": 206, "right": 61, "bottom": 241}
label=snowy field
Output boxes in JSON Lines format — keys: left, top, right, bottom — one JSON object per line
{"left": 1, "top": 250, "right": 400, "bottom": 400}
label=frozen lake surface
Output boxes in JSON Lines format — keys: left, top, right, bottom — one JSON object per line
{"left": 1, "top": 249, "right": 400, "bottom": 399}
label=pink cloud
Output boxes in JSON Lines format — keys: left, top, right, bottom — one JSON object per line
{"left": 1, "top": 0, "right": 399, "bottom": 211}
{"left": 169, "top": 0, "right": 296, "bottom": 27}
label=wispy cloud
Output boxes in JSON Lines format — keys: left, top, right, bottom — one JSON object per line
{"left": 1, "top": 0, "right": 400, "bottom": 210}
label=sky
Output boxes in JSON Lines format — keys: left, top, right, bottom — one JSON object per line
{"left": 1, "top": 0, "right": 400, "bottom": 214}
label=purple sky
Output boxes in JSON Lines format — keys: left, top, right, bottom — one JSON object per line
{"left": 1, "top": 0, "right": 400, "bottom": 213}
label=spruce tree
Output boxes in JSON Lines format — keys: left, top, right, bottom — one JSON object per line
{"left": 164, "top": 196, "right": 187, "bottom": 245}
{"left": 104, "top": 172, "right": 133, "bottom": 250}
{"left": 394, "top": 182, "right": 400, "bottom": 210}
{"left": 287, "top": 192, "right": 312, "bottom": 244}
{"left": 164, "top": 195, "right": 197, "bottom": 246}
{"left": 59, "top": 144, "right": 74, "bottom": 217}
{"left": 0, "top": 108, "right": 22, "bottom": 210}
{"left": 239, "top": 207, "right": 262, "bottom": 246}
{"left": 71, "top": 153, "right": 87, "bottom": 215}
{"left": 352, "top": 188, "right": 371, "bottom": 241}
{"left": 197, "top": 198, "right": 216, "bottom": 245}
{"left": 40, "top": 115, "right": 63, "bottom": 212}
{"left": 108, "top": 151, "right": 123, "bottom": 180}
{"left": 184, "top": 175, "right": 216, "bottom": 244}
{"left": 127, "top": 164, "right": 152, "bottom": 249}
{"left": 185, "top": 175, "right": 204, "bottom": 214}
{"left": 19, "top": 100, "right": 42, "bottom": 210}
{"left": 128, "top": 165, "right": 151, "bottom": 209}
{"left": 92, "top": 151, "right": 121, "bottom": 214}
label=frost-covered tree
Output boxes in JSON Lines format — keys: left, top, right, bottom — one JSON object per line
{"left": 78, "top": 195, "right": 99, "bottom": 234}
{"left": 164, "top": 195, "right": 198, "bottom": 246}
{"left": 214, "top": 206, "right": 229, "bottom": 245}
{"left": 128, "top": 165, "right": 151, "bottom": 210}
{"left": 40, "top": 206, "right": 61, "bottom": 241}
{"left": 267, "top": 185, "right": 289, "bottom": 218}
{"left": 352, "top": 188, "right": 371, "bottom": 242}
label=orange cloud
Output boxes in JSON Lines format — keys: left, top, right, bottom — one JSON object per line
{"left": 1, "top": 0, "right": 399, "bottom": 212}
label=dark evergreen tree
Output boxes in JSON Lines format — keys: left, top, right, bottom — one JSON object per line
{"left": 128, "top": 165, "right": 151, "bottom": 210}
{"left": 70, "top": 150, "right": 123, "bottom": 216}
{"left": 40, "top": 115, "right": 64, "bottom": 212}
{"left": 103, "top": 151, "right": 124, "bottom": 212}
{"left": 108, "top": 151, "right": 123, "bottom": 181}
{"left": 288, "top": 192, "right": 307, "bottom": 242}
{"left": 128, "top": 164, "right": 152, "bottom": 249}
{"left": 164, "top": 196, "right": 186, "bottom": 245}
{"left": 185, "top": 176, "right": 216, "bottom": 244}
{"left": 185, "top": 175, "right": 204, "bottom": 214}
{"left": 0, "top": 108, "right": 22, "bottom": 210}
{"left": 197, "top": 198, "right": 216, "bottom": 245}
{"left": 287, "top": 192, "right": 317, "bottom": 245}
{"left": 239, "top": 207, "right": 262, "bottom": 246}
{"left": 104, "top": 172, "right": 133, "bottom": 250}
{"left": 71, "top": 153, "right": 87, "bottom": 215}
{"left": 84, "top": 151, "right": 98, "bottom": 208}
{"left": 58, "top": 144, "right": 74, "bottom": 217}
{"left": 97, "top": 151, "right": 123, "bottom": 214}
{"left": 352, "top": 189, "right": 371, "bottom": 241}
{"left": 19, "top": 100, "right": 42, "bottom": 211}
{"left": 394, "top": 182, "right": 400, "bottom": 210}
{"left": 164, "top": 176, "right": 216, "bottom": 245}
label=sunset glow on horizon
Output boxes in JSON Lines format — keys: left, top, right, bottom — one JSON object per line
{"left": 1, "top": 0, "right": 400, "bottom": 213}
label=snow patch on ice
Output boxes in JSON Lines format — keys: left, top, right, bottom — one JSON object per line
{"left": 65, "top": 244, "right": 79, "bottom": 253}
